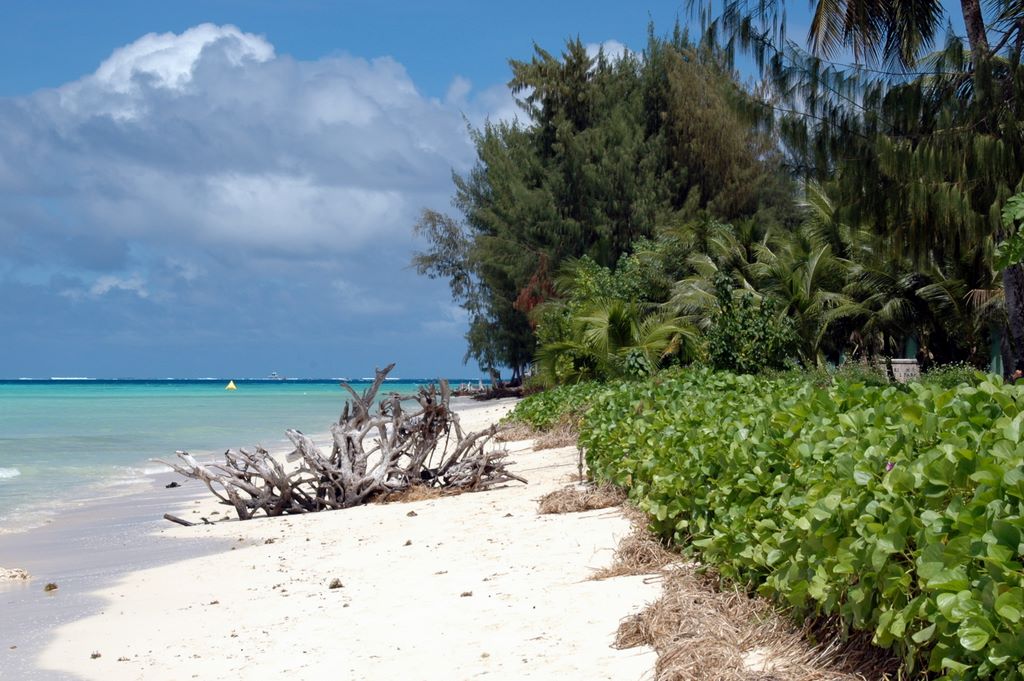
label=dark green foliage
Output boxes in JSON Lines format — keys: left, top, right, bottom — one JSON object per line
{"left": 532, "top": 256, "right": 698, "bottom": 384}
{"left": 921, "top": 363, "right": 990, "bottom": 390}
{"left": 412, "top": 210, "right": 534, "bottom": 380}
{"left": 767, "top": 361, "right": 891, "bottom": 387}
{"left": 706, "top": 273, "right": 798, "bottom": 373}
{"left": 581, "top": 369, "right": 1024, "bottom": 679}
{"left": 503, "top": 381, "right": 609, "bottom": 431}
{"left": 693, "top": 0, "right": 1024, "bottom": 371}
{"left": 413, "top": 29, "right": 794, "bottom": 377}
{"left": 995, "top": 193, "right": 1024, "bottom": 271}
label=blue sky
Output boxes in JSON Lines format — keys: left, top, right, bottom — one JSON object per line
{"left": 0, "top": 1, "right": 968, "bottom": 378}
{"left": 0, "top": 1, "right": 697, "bottom": 379}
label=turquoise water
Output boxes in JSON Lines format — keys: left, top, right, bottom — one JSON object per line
{"left": 0, "top": 379, "right": 449, "bottom": 532}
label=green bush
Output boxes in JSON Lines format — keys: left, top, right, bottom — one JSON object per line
{"left": 834, "top": 361, "right": 893, "bottom": 387}
{"left": 923, "top": 363, "right": 989, "bottom": 390}
{"left": 766, "top": 361, "right": 891, "bottom": 388}
{"left": 706, "top": 274, "right": 798, "bottom": 374}
{"left": 581, "top": 369, "right": 1024, "bottom": 679}
{"left": 504, "top": 381, "right": 610, "bottom": 430}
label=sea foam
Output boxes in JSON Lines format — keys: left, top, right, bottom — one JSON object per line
{"left": 0, "top": 468, "right": 21, "bottom": 480}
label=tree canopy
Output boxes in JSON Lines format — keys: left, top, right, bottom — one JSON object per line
{"left": 413, "top": 29, "right": 795, "bottom": 379}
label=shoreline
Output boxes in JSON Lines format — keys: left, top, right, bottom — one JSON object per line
{"left": 0, "top": 471, "right": 228, "bottom": 681}
{"left": 0, "top": 380, "right": 462, "bottom": 538}
{"left": 2, "top": 397, "right": 658, "bottom": 680}
{"left": 0, "top": 410, "right": 352, "bottom": 680}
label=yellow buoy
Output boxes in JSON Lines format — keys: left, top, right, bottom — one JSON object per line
{"left": 225, "top": 380, "right": 237, "bottom": 391}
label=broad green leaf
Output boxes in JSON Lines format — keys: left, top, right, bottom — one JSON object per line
{"left": 940, "top": 656, "right": 972, "bottom": 673}
{"left": 853, "top": 467, "right": 873, "bottom": 486}
{"left": 912, "top": 622, "right": 936, "bottom": 644}
{"left": 995, "top": 590, "right": 1023, "bottom": 623}
{"left": 925, "top": 567, "right": 970, "bottom": 592}
{"left": 902, "top": 403, "right": 924, "bottom": 425}
{"left": 958, "top": 625, "right": 990, "bottom": 652}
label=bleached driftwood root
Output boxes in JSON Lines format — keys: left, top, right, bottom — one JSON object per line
{"left": 156, "top": 364, "right": 525, "bottom": 520}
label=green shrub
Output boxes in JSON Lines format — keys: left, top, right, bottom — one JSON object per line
{"left": 504, "top": 381, "right": 610, "bottom": 430}
{"left": 834, "top": 361, "right": 893, "bottom": 387}
{"left": 766, "top": 361, "right": 891, "bottom": 388}
{"left": 923, "top": 363, "right": 989, "bottom": 390}
{"left": 706, "top": 274, "right": 798, "bottom": 374}
{"left": 581, "top": 369, "right": 1024, "bottom": 679}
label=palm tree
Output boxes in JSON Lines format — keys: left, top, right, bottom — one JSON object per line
{"left": 700, "top": 0, "right": 1024, "bottom": 373}
{"left": 808, "top": 0, "right": 993, "bottom": 67}
{"left": 663, "top": 219, "right": 766, "bottom": 331}
{"left": 749, "top": 230, "right": 848, "bottom": 364}
{"left": 535, "top": 300, "right": 699, "bottom": 384}
{"left": 712, "top": 0, "right": 1020, "bottom": 66}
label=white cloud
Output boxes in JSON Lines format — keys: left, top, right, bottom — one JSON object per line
{"left": 61, "top": 274, "right": 149, "bottom": 300}
{"left": 0, "top": 23, "right": 533, "bottom": 366}
{"left": 420, "top": 303, "right": 469, "bottom": 335}
{"left": 445, "top": 75, "right": 473, "bottom": 105}
{"left": 443, "top": 75, "right": 524, "bottom": 129}
{"left": 91, "top": 274, "right": 148, "bottom": 298}
{"left": 586, "top": 39, "right": 629, "bottom": 62}
{"left": 0, "top": 24, "right": 512, "bottom": 273}
{"left": 96, "top": 23, "right": 274, "bottom": 91}
{"left": 59, "top": 24, "right": 274, "bottom": 120}
{"left": 331, "top": 278, "right": 405, "bottom": 315}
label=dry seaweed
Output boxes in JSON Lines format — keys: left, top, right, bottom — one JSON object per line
{"left": 379, "top": 484, "right": 448, "bottom": 504}
{"left": 615, "top": 567, "right": 898, "bottom": 681}
{"left": 533, "top": 420, "right": 580, "bottom": 450}
{"left": 591, "top": 529, "right": 676, "bottom": 580}
{"left": 494, "top": 421, "right": 539, "bottom": 442}
{"left": 497, "top": 416, "right": 579, "bottom": 450}
{"left": 537, "top": 483, "right": 625, "bottom": 514}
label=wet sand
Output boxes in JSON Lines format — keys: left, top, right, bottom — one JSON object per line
{"left": 0, "top": 474, "right": 225, "bottom": 680}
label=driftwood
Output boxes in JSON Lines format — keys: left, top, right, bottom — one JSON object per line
{"left": 162, "top": 513, "right": 195, "bottom": 527}
{"left": 156, "top": 364, "right": 525, "bottom": 520}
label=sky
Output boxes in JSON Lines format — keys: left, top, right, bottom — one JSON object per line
{"left": 0, "top": 1, "right": 701, "bottom": 379}
{"left": 0, "top": 1, "right": 968, "bottom": 379}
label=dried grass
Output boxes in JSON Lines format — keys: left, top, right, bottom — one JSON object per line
{"left": 618, "top": 501, "right": 651, "bottom": 528}
{"left": 615, "top": 567, "right": 898, "bottom": 681}
{"left": 592, "top": 529, "right": 677, "bottom": 579}
{"left": 533, "top": 420, "right": 579, "bottom": 450}
{"left": 606, "top": 504, "right": 898, "bottom": 680}
{"left": 496, "top": 417, "right": 579, "bottom": 450}
{"left": 537, "top": 483, "right": 625, "bottom": 514}
{"left": 379, "top": 485, "right": 448, "bottom": 504}
{"left": 495, "top": 421, "right": 539, "bottom": 443}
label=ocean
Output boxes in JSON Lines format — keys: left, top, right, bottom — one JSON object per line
{"left": 0, "top": 378, "right": 470, "bottom": 533}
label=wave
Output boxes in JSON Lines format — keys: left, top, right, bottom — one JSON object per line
{"left": 0, "top": 467, "right": 21, "bottom": 479}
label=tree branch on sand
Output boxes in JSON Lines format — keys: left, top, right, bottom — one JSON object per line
{"left": 156, "top": 364, "right": 526, "bottom": 520}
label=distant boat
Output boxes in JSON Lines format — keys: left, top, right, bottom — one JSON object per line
{"left": 268, "top": 372, "right": 286, "bottom": 380}
{"left": 225, "top": 380, "right": 237, "bottom": 391}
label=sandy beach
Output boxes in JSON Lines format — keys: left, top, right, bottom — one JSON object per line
{"left": 4, "top": 398, "right": 658, "bottom": 680}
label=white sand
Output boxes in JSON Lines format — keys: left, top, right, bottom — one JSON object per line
{"left": 37, "top": 399, "right": 658, "bottom": 680}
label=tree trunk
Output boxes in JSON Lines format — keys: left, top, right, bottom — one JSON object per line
{"left": 1003, "top": 265, "right": 1024, "bottom": 374}
{"left": 999, "top": 326, "right": 1014, "bottom": 378}
{"left": 960, "top": 0, "right": 990, "bottom": 56}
